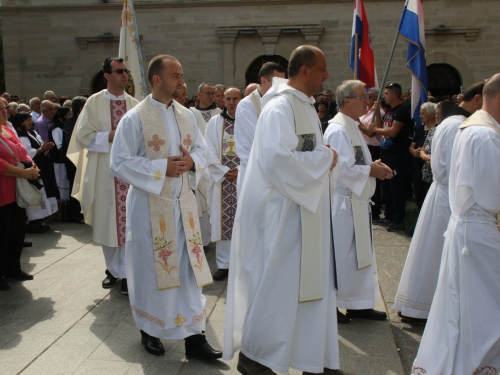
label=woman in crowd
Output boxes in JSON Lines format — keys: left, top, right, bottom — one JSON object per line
{"left": 0, "top": 102, "right": 40, "bottom": 290}
{"left": 49, "top": 107, "right": 72, "bottom": 220}
{"left": 408, "top": 102, "right": 437, "bottom": 211}
{"left": 13, "top": 113, "right": 59, "bottom": 233}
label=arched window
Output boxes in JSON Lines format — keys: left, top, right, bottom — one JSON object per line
{"left": 427, "top": 63, "right": 462, "bottom": 100}
{"left": 245, "top": 55, "right": 288, "bottom": 86}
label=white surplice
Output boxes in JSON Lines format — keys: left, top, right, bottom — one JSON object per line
{"left": 395, "top": 115, "right": 466, "bottom": 319}
{"left": 67, "top": 90, "right": 138, "bottom": 279}
{"left": 224, "top": 83, "right": 339, "bottom": 373}
{"left": 205, "top": 113, "right": 238, "bottom": 269}
{"left": 324, "top": 114, "right": 379, "bottom": 309}
{"left": 110, "top": 96, "right": 208, "bottom": 340}
{"left": 234, "top": 92, "right": 259, "bottom": 197}
{"left": 412, "top": 110, "right": 500, "bottom": 374}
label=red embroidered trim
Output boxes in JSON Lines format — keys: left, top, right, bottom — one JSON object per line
{"left": 131, "top": 305, "right": 165, "bottom": 328}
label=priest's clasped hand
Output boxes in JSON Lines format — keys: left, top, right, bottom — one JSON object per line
{"left": 370, "top": 159, "right": 393, "bottom": 180}
{"left": 325, "top": 144, "right": 338, "bottom": 170}
{"left": 166, "top": 145, "right": 194, "bottom": 178}
{"left": 224, "top": 167, "right": 238, "bottom": 182}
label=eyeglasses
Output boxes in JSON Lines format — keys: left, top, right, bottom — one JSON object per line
{"left": 111, "top": 69, "right": 130, "bottom": 75}
{"left": 201, "top": 92, "right": 215, "bottom": 96}
{"left": 347, "top": 95, "right": 371, "bottom": 100}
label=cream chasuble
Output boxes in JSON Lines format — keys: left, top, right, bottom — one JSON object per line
{"left": 136, "top": 99, "right": 213, "bottom": 290}
{"left": 280, "top": 91, "right": 323, "bottom": 303}
{"left": 249, "top": 89, "right": 262, "bottom": 118}
{"left": 334, "top": 114, "right": 373, "bottom": 269}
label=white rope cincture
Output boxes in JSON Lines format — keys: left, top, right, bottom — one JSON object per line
{"left": 336, "top": 194, "right": 372, "bottom": 211}
{"left": 458, "top": 210, "right": 497, "bottom": 256}
{"left": 155, "top": 191, "right": 192, "bottom": 208}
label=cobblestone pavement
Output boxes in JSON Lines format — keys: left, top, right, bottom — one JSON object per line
{"left": 0, "top": 221, "right": 423, "bottom": 375}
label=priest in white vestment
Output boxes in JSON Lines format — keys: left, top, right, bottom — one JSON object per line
{"left": 110, "top": 54, "right": 222, "bottom": 360}
{"left": 224, "top": 45, "right": 350, "bottom": 375}
{"left": 67, "top": 57, "right": 138, "bottom": 294}
{"left": 324, "top": 80, "right": 392, "bottom": 325}
{"left": 205, "top": 87, "right": 242, "bottom": 281}
{"left": 394, "top": 82, "right": 484, "bottom": 321}
{"left": 234, "top": 62, "right": 285, "bottom": 197}
{"left": 412, "top": 73, "right": 500, "bottom": 374}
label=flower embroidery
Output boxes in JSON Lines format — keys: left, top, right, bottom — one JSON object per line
{"left": 154, "top": 171, "right": 163, "bottom": 180}
{"left": 191, "top": 245, "right": 201, "bottom": 264}
{"left": 174, "top": 314, "right": 186, "bottom": 327}
{"left": 411, "top": 367, "right": 427, "bottom": 375}
{"left": 147, "top": 134, "right": 165, "bottom": 152}
{"left": 183, "top": 134, "right": 192, "bottom": 149}
{"left": 473, "top": 367, "right": 497, "bottom": 375}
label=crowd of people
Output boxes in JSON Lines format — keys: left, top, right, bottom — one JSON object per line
{"left": 1, "top": 46, "right": 499, "bottom": 375}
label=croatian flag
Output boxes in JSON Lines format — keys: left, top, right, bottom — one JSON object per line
{"left": 350, "top": 0, "right": 378, "bottom": 88}
{"left": 399, "top": 0, "right": 428, "bottom": 127}
{"left": 119, "top": 0, "right": 147, "bottom": 100}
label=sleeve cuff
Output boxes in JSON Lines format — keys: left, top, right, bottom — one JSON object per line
{"left": 146, "top": 158, "right": 168, "bottom": 196}
{"left": 87, "top": 132, "right": 110, "bottom": 153}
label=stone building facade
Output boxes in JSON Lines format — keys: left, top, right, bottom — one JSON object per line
{"left": 0, "top": 0, "right": 497, "bottom": 99}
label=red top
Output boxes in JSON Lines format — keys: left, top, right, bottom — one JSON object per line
{"left": 0, "top": 126, "right": 32, "bottom": 207}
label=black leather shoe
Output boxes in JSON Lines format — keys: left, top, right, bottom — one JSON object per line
{"left": 397, "top": 311, "right": 427, "bottom": 324}
{"left": 185, "top": 341, "right": 222, "bottom": 361}
{"left": 23, "top": 241, "right": 33, "bottom": 247}
{"left": 237, "top": 352, "right": 277, "bottom": 374}
{"left": 140, "top": 330, "right": 165, "bottom": 356}
{"left": 0, "top": 278, "right": 10, "bottom": 291}
{"left": 121, "top": 278, "right": 128, "bottom": 295}
{"left": 346, "top": 308, "right": 387, "bottom": 320}
{"left": 387, "top": 222, "right": 405, "bottom": 232}
{"left": 102, "top": 270, "right": 118, "bottom": 289}
{"left": 213, "top": 269, "right": 229, "bottom": 281}
{"left": 4, "top": 270, "right": 34, "bottom": 280}
{"left": 337, "top": 308, "right": 350, "bottom": 324}
{"left": 374, "top": 218, "right": 391, "bottom": 226}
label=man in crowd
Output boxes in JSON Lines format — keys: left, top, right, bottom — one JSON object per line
{"left": 213, "top": 84, "right": 226, "bottom": 110}
{"left": 195, "top": 83, "right": 221, "bottom": 122}
{"left": 394, "top": 81, "right": 484, "bottom": 322}
{"left": 368, "top": 83, "right": 413, "bottom": 232}
{"left": 67, "top": 57, "right": 139, "bottom": 295}
{"left": 44, "top": 90, "right": 58, "bottom": 104}
{"left": 324, "top": 80, "right": 392, "bottom": 325}
{"left": 244, "top": 83, "right": 258, "bottom": 96}
{"left": 224, "top": 45, "right": 349, "bottom": 375}
{"left": 35, "top": 100, "right": 56, "bottom": 142}
{"left": 234, "top": 61, "right": 285, "bottom": 196}
{"left": 322, "top": 89, "right": 338, "bottom": 116}
{"left": 174, "top": 83, "right": 188, "bottom": 108}
{"left": 204, "top": 87, "right": 242, "bottom": 281}
{"left": 110, "top": 54, "right": 222, "bottom": 361}
{"left": 412, "top": 73, "right": 500, "bottom": 374}
{"left": 29, "top": 97, "right": 41, "bottom": 123}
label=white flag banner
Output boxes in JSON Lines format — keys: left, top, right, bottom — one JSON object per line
{"left": 119, "top": 0, "right": 147, "bottom": 100}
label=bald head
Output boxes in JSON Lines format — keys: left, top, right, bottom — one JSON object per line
{"left": 224, "top": 87, "right": 242, "bottom": 118}
{"left": 482, "top": 73, "right": 500, "bottom": 124}
{"left": 287, "top": 45, "right": 329, "bottom": 97}
{"left": 288, "top": 45, "right": 320, "bottom": 78}
{"left": 245, "top": 83, "right": 259, "bottom": 96}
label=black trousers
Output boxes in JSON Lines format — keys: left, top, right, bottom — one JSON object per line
{"left": 0, "top": 202, "right": 27, "bottom": 277}
{"left": 381, "top": 153, "right": 407, "bottom": 225}
{"left": 367, "top": 145, "right": 382, "bottom": 218}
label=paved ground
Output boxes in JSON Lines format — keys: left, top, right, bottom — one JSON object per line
{"left": 0, "top": 220, "right": 424, "bottom": 375}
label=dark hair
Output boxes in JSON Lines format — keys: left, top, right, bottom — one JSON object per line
{"left": 318, "top": 100, "right": 329, "bottom": 107}
{"left": 385, "top": 83, "right": 402, "bottom": 97}
{"left": 258, "top": 62, "right": 285, "bottom": 82}
{"left": 288, "top": 46, "right": 318, "bottom": 78}
{"left": 147, "top": 54, "right": 178, "bottom": 85}
{"left": 462, "top": 81, "right": 485, "bottom": 102}
{"left": 71, "top": 96, "right": 87, "bottom": 116}
{"left": 51, "top": 107, "right": 70, "bottom": 129}
{"left": 12, "top": 113, "right": 32, "bottom": 138}
{"left": 102, "top": 57, "right": 124, "bottom": 75}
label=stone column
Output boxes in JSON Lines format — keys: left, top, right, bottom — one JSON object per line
{"left": 216, "top": 29, "right": 238, "bottom": 86}
{"left": 301, "top": 27, "right": 324, "bottom": 46}
{"left": 257, "top": 29, "right": 281, "bottom": 56}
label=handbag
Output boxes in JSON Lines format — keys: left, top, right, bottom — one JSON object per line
{"left": 0, "top": 137, "right": 43, "bottom": 209}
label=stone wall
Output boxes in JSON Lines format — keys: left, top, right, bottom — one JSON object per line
{"left": 0, "top": 0, "right": 497, "bottom": 99}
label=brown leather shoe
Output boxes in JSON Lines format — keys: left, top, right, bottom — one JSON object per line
{"left": 237, "top": 352, "right": 277, "bottom": 375}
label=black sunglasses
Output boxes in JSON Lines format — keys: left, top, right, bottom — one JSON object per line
{"left": 110, "top": 69, "right": 131, "bottom": 75}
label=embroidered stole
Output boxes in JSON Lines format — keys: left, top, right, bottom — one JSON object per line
{"left": 220, "top": 117, "right": 239, "bottom": 240}
{"left": 459, "top": 110, "right": 500, "bottom": 230}
{"left": 280, "top": 91, "right": 323, "bottom": 303}
{"left": 137, "top": 98, "right": 213, "bottom": 290}
{"left": 334, "top": 113, "right": 373, "bottom": 269}
{"left": 110, "top": 99, "right": 129, "bottom": 247}
{"left": 249, "top": 89, "right": 262, "bottom": 117}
